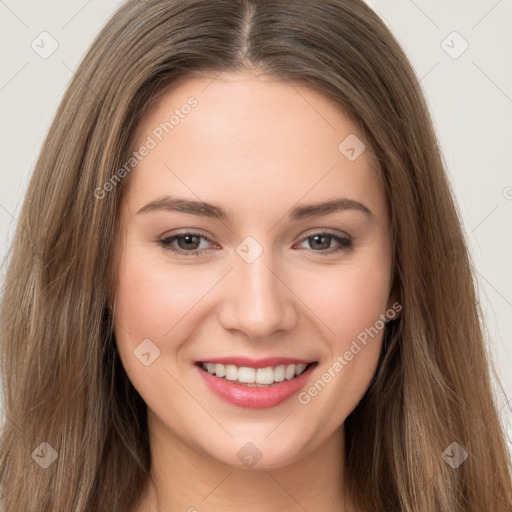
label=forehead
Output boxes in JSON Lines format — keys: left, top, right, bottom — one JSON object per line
{"left": 124, "top": 71, "right": 385, "bottom": 220}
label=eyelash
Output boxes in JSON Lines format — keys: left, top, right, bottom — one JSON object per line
{"left": 157, "top": 230, "right": 353, "bottom": 257}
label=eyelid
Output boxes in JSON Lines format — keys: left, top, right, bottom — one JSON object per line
{"left": 158, "top": 227, "right": 214, "bottom": 240}
{"left": 295, "top": 227, "right": 351, "bottom": 242}
{"left": 158, "top": 227, "right": 351, "bottom": 245}
{"left": 157, "top": 227, "right": 353, "bottom": 257}
{"left": 158, "top": 231, "right": 218, "bottom": 250}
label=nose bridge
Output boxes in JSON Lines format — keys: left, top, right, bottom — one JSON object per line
{"left": 219, "top": 238, "right": 296, "bottom": 339}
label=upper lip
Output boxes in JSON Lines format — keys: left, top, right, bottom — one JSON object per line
{"left": 196, "top": 357, "right": 316, "bottom": 369}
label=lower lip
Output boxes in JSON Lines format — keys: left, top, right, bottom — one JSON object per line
{"left": 195, "top": 363, "right": 318, "bottom": 409}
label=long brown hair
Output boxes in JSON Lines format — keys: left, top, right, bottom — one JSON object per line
{"left": 1, "top": 1, "right": 510, "bottom": 510}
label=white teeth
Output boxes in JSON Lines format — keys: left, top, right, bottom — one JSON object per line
{"left": 256, "top": 367, "right": 274, "bottom": 385}
{"left": 273, "top": 365, "right": 286, "bottom": 382}
{"left": 238, "top": 367, "right": 256, "bottom": 383}
{"left": 295, "top": 364, "right": 306, "bottom": 376}
{"left": 285, "top": 365, "right": 296, "bottom": 380}
{"left": 214, "top": 363, "right": 225, "bottom": 378}
{"left": 200, "top": 362, "right": 311, "bottom": 384}
{"left": 225, "top": 364, "right": 238, "bottom": 381}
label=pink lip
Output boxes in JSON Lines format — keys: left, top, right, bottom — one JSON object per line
{"left": 195, "top": 362, "right": 318, "bottom": 409}
{"left": 197, "top": 356, "right": 314, "bottom": 369}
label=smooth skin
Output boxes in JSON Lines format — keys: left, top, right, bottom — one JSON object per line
{"left": 113, "top": 69, "right": 396, "bottom": 512}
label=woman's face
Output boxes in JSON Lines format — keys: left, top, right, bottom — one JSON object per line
{"left": 114, "top": 70, "right": 395, "bottom": 469}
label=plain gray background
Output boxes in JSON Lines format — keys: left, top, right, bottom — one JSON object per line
{"left": 0, "top": 0, "right": 511, "bottom": 451}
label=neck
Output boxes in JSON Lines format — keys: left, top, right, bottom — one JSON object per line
{"left": 135, "top": 408, "right": 355, "bottom": 512}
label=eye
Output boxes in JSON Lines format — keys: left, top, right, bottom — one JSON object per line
{"left": 158, "top": 232, "right": 216, "bottom": 256}
{"left": 294, "top": 230, "right": 353, "bottom": 254}
{"left": 157, "top": 230, "right": 353, "bottom": 257}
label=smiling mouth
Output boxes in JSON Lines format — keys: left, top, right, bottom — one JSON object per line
{"left": 195, "top": 361, "right": 318, "bottom": 387}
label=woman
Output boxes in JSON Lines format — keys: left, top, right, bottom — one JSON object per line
{"left": 0, "top": 1, "right": 510, "bottom": 510}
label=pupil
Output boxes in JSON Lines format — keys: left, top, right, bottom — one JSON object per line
{"left": 311, "top": 235, "right": 330, "bottom": 250}
{"left": 179, "top": 235, "right": 199, "bottom": 250}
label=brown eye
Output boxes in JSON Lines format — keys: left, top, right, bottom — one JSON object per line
{"left": 296, "top": 231, "right": 353, "bottom": 254}
{"left": 157, "top": 230, "right": 352, "bottom": 257}
{"left": 158, "top": 233, "right": 214, "bottom": 256}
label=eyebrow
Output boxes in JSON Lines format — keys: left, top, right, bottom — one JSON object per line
{"left": 136, "top": 196, "right": 373, "bottom": 221}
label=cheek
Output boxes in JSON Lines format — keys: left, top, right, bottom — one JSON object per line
{"left": 113, "top": 247, "right": 219, "bottom": 378}
{"left": 297, "top": 259, "right": 391, "bottom": 345}
{"left": 292, "top": 259, "right": 391, "bottom": 414}
{"left": 112, "top": 249, "right": 223, "bottom": 419}
{"left": 115, "top": 249, "right": 215, "bottom": 339}
{"left": 115, "top": 245, "right": 392, "bottom": 356}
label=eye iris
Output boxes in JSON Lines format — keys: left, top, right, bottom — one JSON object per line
{"left": 310, "top": 235, "right": 331, "bottom": 250}
{"left": 178, "top": 235, "right": 201, "bottom": 250}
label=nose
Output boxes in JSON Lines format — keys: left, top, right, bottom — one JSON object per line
{"left": 217, "top": 249, "right": 298, "bottom": 340}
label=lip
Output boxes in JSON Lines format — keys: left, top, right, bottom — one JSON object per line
{"left": 195, "top": 361, "right": 318, "bottom": 409}
{"left": 197, "top": 356, "right": 314, "bottom": 369}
